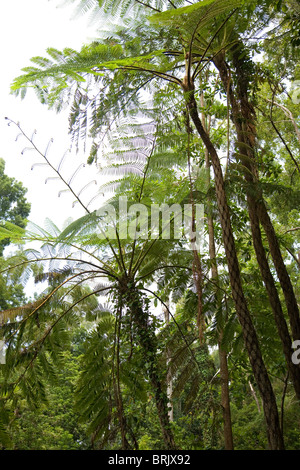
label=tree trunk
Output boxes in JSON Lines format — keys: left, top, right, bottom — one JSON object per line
{"left": 232, "top": 44, "right": 300, "bottom": 345}
{"left": 219, "top": 336, "right": 234, "bottom": 450}
{"left": 163, "top": 299, "right": 174, "bottom": 422}
{"left": 213, "top": 50, "right": 300, "bottom": 400}
{"left": 202, "top": 103, "right": 234, "bottom": 450}
{"left": 122, "top": 286, "right": 177, "bottom": 449}
{"left": 184, "top": 84, "right": 284, "bottom": 449}
{"left": 207, "top": 207, "right": 234, "bottom": 450}
{"left": 113, "top": 310, "right": 132, "bottom": 449}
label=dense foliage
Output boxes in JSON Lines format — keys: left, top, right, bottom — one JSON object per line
{"left": 0, "top": 0, "right": 300, "bottom": 450}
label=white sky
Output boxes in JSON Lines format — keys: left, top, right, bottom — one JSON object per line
{"left": 0, "top": 0, "right": 105, "bottom": 229}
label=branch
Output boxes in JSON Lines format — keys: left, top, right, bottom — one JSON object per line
{"left": 4, "top": 270, "right": 104, "bottom": 343}
{"left": 6, "top": 118, "right": 90, "bottom": 214}
{"left": 134, "top": 0, "right": 161, "bottom": 12}
{"left": 256, "top": 106, "right": 300, "bottom": 176}
{"left": 264, "top": 98, "right": 300, "bottom": 146}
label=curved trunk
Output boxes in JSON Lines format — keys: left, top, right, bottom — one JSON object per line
{"left": 184, "top": 86, "right": 284, "bottom": 450}
{"left": 219, "top": 335, "right": 234, "bottom": 450}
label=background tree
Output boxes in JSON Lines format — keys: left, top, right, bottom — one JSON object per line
{"left": 0, "top": 158, "right": 30, "bottom": 257}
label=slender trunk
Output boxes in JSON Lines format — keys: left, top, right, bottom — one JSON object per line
{"left": 163, "top": 299, "right": 174, "bottom": 422}
{"left": 113, "top": 311, "right": 132, "bottom": 449}
{"left": 186, "top": 111, "right": 205, "bottom": 342}
{"left": 249, "top": 381, "right": 262, "bottom": 413}
{"left": 213, "top": 51, "right": 300, "bottom": 401}
{"left": 122, "top": 286, "right": 177, "bottom": 449}
{"left": 219, "top": 335, "right": 234, "bottom": 450}
{"left": 184, "top": 84, "right": 284, "bottom": 449}
{"left": 206, "top": 196, "right": 234, "bottom": 450}
{"left": 281, "top": 373, "right": 289, "bottom": 435}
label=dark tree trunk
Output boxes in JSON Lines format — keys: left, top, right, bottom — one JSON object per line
{"left": 113, "top": 310, "right": 134, "bottom": 449}
{"left": 122, "top": 286, "right": 177, "bottom": 450}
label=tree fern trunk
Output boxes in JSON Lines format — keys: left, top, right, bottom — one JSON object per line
{"left": 113, "top": 310, "right": 133, "bottom": 449}
{"left": 163, "top": 300, "right": 174, "bottom": 422}
{"left": 229, "top": 46, "right": 300, "bottom": 343}
{"left": 213, "top": 50, "right": 300, "bottom": 400}
{"left": 184, "top": 86, "right": 284, "bottom": 450}
{"left": 121, "top": 286, "right": 177, "bottom": 450}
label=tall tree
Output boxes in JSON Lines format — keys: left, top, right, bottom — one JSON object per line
{"left": 6, "top": 0, "right": 300, "bottom": 449}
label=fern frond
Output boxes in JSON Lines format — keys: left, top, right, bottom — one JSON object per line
{"left": 149, "top": 0, "right": 241, "bottom": 31}
{"left": 0, "top": 297, "right": 50, "bottom": 324}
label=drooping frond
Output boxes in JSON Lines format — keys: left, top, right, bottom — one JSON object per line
{"left": 0, "top": 297, "right": 49, "bottom": 324}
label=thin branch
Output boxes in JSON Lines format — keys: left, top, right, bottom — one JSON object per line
{"left": 0, "top": 256, "right": 106, "bottom": 277}
{"left": 134, "top": 0, "right": 161, "bottom": 12}
{"left": 256, "top": 106, "right": 300, "bottom": 175}
{"left": 281, "top": 244, "right": 300, "bottom": 269}
{"left": 284, "top": 227, "right": 300, "bottom": 234}
{"left": 6, "top": 118, "right": 89, "bottom": 214}
{"left": 264, "top": 98, "right": 300, "bottom": 145}
{"left": 116, "top": 65, "right": 182, "bottom": 86}
{"left": 280, "top": 372, "right": 289, "bottom": 434}
{"left": 6, "top": 118, "right": 126, "bottom": 270}
{"left": 166, "top": 0, "right": 177, "bottom": 9}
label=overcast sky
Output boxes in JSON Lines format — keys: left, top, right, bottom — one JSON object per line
{"left": 0, "top": 0, "right": 104, "bottom": 229}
